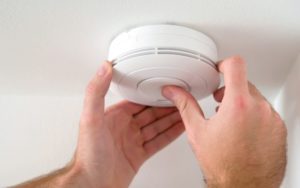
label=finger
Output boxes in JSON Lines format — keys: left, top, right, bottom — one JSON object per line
{"left": 141, "top": 111, "right": 181, "bottom": 141}
{"left": 248, "top": 81, "right": 264, "bottom": 99}
{"left": 143, "top": 121, "right": 184, "bottom": 157}
{"left": 82, "top": 61, "right": 112, "bottom": 123}
{"left": 247, "top": 82, "right": 277, "bottom": 114}
{"left": 217, "top": 56, "right": 249, "bottom": 97}
{"left": 134, "top": 107, "right": 177, "bottom": 128}
{"left": 106, "top": 100, "right": 146, "bottom": 115}
{"left": 213, "top": 86, "right": 225, "bottom": 103}
{"left": 162, "top": 86, "right": 205, "bottom": 134}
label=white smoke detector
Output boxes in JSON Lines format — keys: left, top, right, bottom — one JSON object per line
{"left": 108, "top": 24, "right": 220, "bottom": 107}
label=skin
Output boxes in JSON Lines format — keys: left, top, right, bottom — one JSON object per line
{"left": 162, "top": 56, "right": 287, "bottom": 188}
{"left": 13, "top": 61, "right": 184, "bottom": 188}
{"left": 13, "top": 56, "right": 287, "bottom": 188}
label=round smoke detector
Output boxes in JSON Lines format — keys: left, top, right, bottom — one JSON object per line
{"left": 108, "top": 24, "right": 220, "bottom": 107}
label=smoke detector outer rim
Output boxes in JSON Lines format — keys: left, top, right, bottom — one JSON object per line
{"left": 108, "top": 24, "right": 220, "bottom": 107}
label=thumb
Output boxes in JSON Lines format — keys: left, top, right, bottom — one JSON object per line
{"left": 82, "top": 61, "right": 112, "bottom": 124}
{"left": 162, "top": 86, "right": 206, "bottom": 133}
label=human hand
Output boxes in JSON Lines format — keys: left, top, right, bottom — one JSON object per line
{"left": 162, "top": 57, "right": 287, "bottom": 188}
{"left": 13, "top": 61, "right": 184, "bottom": 188}
{"left": 68, "top": 61, "right": 184, "bottom": 188}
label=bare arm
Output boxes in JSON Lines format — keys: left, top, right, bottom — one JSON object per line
{"left": 13, "top": 61, "right": 184, "bottom": 188}
{"left": 12, "top": 160, "right": 90, "bottom": 188}
{"left": 163, "top": 56, "right": 287, "bottom": 188}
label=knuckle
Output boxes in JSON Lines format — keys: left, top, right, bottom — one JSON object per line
{"left": 176, "top": 96, "right": 189, "bottom": 114}
{"left": 248, "top": 82, "right": 257, "bottom": 93}
{"left": 85, "top": 81, "right": 97, "bottom": 95}
{"left": 248, "top": 82, "right": 265, "bottom": 99}
{"left": 258, "top": 100, "right": 272, "bottom": 113}
{"left": 255, "top": 101, "right": 272, "bottom": 121}
{"left": 232, "top": 94, "right": 250, "bottom": 111}
{"left": 80, "top": 114, "right": 98, "bottom": 126}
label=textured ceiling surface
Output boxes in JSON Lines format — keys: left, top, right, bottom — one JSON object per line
{"left": 0, "top": 0, "right": 300, "bottom": 102}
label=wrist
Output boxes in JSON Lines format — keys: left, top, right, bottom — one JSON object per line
{"left": 55, "top": 162, "right": 88, "bottom": 188}
{"left": 57, "top": 161, "right": 117, "bottom": 188}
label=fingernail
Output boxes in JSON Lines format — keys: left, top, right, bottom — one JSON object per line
{"left": 162, "top": 87, "right": 174, "bottom": 100}
{"left": 97, "top": 62, "right": 108, "bottom": 76}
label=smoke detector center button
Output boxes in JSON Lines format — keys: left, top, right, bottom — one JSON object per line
{"left": 137, "top": 77, "right": 190, "bottom": 102}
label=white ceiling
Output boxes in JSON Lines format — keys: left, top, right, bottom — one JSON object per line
{"left": 1, "top": 0, "right": 300, "bottom": 101}
{"left": 1, "top": 1, "right": 300, "bottom": 187}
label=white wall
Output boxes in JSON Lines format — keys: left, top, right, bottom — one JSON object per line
{"left": 1, "top": 94, "right": 221, "bottom": 187}
{"left": 0, "top": 59, "right": 298, "bottom": 187}
{"left": 274, "top": 56, "right": 300, "bottom": 188}
{"left": 0, "top": 96, "right": 82, "bottom": 186}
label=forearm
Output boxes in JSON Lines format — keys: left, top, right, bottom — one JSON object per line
{"left": 204, "top": 172, "right": 281, "bottom": 188}
{"left": 205, "top": 177, "right": 266, "bottom": 188}
{"left": 12, "top": 162, "right": 89, "bottom": 188}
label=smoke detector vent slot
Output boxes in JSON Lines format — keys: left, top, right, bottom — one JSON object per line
{"left": 157, "top": 50, "right": 199, "bottom": 60}
{"left": 108, "top": 24, "right": 220, "bottom": 107}
{"left": 157, "top": 47, "right": 199, "bottom": 55}
{"left": 114, "top": 47, "right": 215, "bottom": 68}
{"left": 114, "top": 48, "right": 156, "bottom": 64}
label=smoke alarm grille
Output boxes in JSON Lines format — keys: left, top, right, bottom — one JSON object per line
{"left": 113, "top": 47, "right": 215, "bottom": 68}
{"left": 108, "top": 25, "right": 220, "bottom": 107}
{"left": 113, "top": 48, "right": 155, "bottom": 65}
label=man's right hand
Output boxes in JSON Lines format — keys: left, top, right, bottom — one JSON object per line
{"left": 163, "top": 56, "right": 287, "bottom": 188}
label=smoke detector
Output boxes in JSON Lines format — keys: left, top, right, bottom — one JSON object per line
{"left": 108, "top": 24, "right": 220, "bottom": 107}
